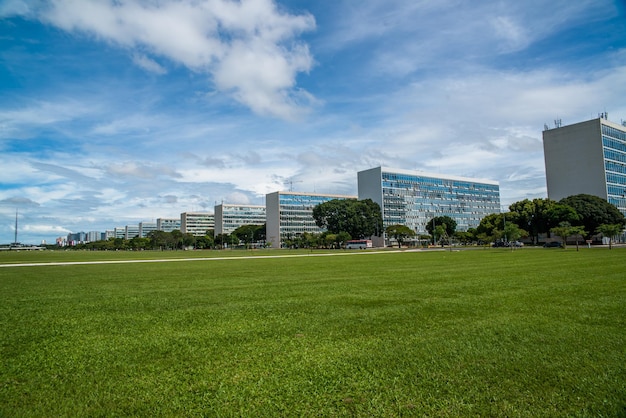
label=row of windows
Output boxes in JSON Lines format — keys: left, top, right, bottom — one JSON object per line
{"left": 603, "top": 136, "right": 626, "bottom": 153}
{"left": 605, "top": 160, "right": 626, "bottom": 175}
{"left": 604, "top": 149, "right": 626, "bottom": 165}
{"left": 607, "top": 184, "right": 626, "bottom": 196}
{"left": 279, "top": 195, "right": 353, "bottom": 206}
{"left": 383, "top": 189, "right": 497, "bottom": 201}
{"left": 607, "top": 170, "right": 626, "bottom": 184}
{"left": 382, "top": 181, "right": 499, "bottom": 194}
{"left": 602, "top": 125, "right": 626, "bottom": 142}
{"left": 382, "top": 173, "right": 498, "bottom": 191}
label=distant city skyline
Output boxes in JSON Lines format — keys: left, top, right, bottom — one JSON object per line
{"left": 1, "top": 0, "right": 625, "bottom": 244}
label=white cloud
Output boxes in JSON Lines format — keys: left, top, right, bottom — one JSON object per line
{"left": 21, "top": 0, "right": 316, "bottom": 119}
{"left": 490, "top": 16, "right": 529, "bottom": 52}
{"left": 23, "top": 224, "right": 71, "bottom": 235}
{"left": 132, "top": 53, "right": 167, "bottom": 74}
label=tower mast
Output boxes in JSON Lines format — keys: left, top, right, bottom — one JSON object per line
{"left": 14, "top": 209, "right": 18, "bottom": 244}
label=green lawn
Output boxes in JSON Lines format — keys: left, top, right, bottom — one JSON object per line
{"left": 1, "top": 249, "right": 624, "bottom": 416}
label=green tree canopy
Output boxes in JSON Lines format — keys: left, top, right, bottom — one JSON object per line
{"left": 312, "top": 199, "right": 382, "bottom": 239}
{"left": 596, "top": 223, "right": 623, "bottom": 249}
{"left": 425, "top": 216, "right": 457, "bottom": 238}
{"left": 385, "top": 224, "right": 415, "bottom": 248}
{"left": 560, "top": 194, "right": 625, "bottom": 239}
{"left": 508, "top": 198, "right": 578, "bottom": 244}
{"left": 476, "top": 213, "right": 504, "bottom": 242}
{"left": 232, "top": 224, "right": 261, "bottom": 247}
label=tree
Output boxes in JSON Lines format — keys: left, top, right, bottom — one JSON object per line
{"left": 434, "top": 225, "right": 448, "bottom": 246}
{"left": 508, "top": 198, "right": 577, "bottom": 244}
{"left": 550, "top": 222, "right": 588, "bottom": 251}
{"left": 170, "top": 230, "right": 183, "bottom": 249}
{"left": 454, "top": 230, "right": 476, "bottom": 245}
{"left": 312, "top": 199, "right": 382, "bottom": 239}
{"left": 425, "top": 216, "right": 457, "bottom": 244}
{"left": 385, "top": 224, "right": 415, "bottom": 248}
{"left": 148, "top": 230, "right": 169, "bottom": 250}
{"left": 195, "top": 235, "right": 214, "bottom": 249}
{"left": 182, "top": 233, "right": 196, "bottom": 248}
{"left": 560, "top": 194, "right": 625, "bottom": 239}
{"left": 254, "top": 223, "right": 266, "bottom": 243}
{"left": 550, "top": 222, "right": 572, "bottom": 250}
{"left": 503, "top": 222, "right": 526, "bottom": 246}
{"left": 476, "top": 213, "right": 504, "bottom": 244}
{"left": 232, "top": 224, "right": 261, "bottom": 248}
{"left": 215, "top": 233, "right": 236, "bottom": 249}
{"left": 596, "top": 224, "right": 623, "bottom": 249}
{"left": 129, "top": 237, "right": 149, "bottom": 250}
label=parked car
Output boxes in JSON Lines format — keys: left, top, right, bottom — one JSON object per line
{"left": 543, "top": 241, "right": 563, "bottom": 248}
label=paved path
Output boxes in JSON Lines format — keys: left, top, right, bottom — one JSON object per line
{"left": 0, "top": 249, "right": 416, "bottom": 268}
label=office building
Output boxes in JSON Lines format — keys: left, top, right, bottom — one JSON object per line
{"left": 543, "top": 116, "right": 626, "bottom": 217}
{"left": 266, "top": 191, "right": 357, "bottom": 248}
{"left": 214, "top": 204, "right": 266, "bottom": 235}
{"left": 181, "top": 212, "right": 215, "bottom": 236}
{"left": 157, "top": 218, "right": 181, "bottom": 232}
{"left": 125, "top": 225, "right": 140, "bottom": 240}
{"left": 86, "top": 231, "right": 101, "bottom": 242}
{"left": 138, "top": 222, "right": 157, "bottom": 238}
{"left": 358, "top": 167, "right": 500, "bottom": 242}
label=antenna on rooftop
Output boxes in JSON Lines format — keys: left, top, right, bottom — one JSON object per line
{"left": 554, "top": 119, "right": 562, "bottom": 128}
{"left": 286, "top": 178, "right": 302, "bottom": 192}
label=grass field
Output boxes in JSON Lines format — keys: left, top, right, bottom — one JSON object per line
{"left": 1, "top": 248, "right": 624, "bottom": 416}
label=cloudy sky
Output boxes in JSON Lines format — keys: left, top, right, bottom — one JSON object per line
{"left": 1, "top": 0, "right": 625, "bottom": 244}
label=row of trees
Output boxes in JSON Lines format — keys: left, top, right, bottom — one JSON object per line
{"left": 313, "top": 194, "right": 625, "bottom": 248}
{"left": 70, "top": 194, "right": 625, "bottom": 251}
{"left": 476, "top": 194, "right": 625, "bottom": 247}
{"left": 72, "top": 224, "right": 267, "bottom": 251}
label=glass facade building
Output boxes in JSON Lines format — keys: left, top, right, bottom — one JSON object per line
{"left": 266, "top": 191, "right": 357, "bottom": 248}
{"left": 181, "top": 212, "right": 215, "bottom": 237}
{"left": 358, "top": 167, "right": 500, "bottom": 239}
{"left": 157, "top": 218, "right": 181, "bottom": 233}
{"left": 543, "top": 117, "right": 626, "bottom": 218}
{"left": 214, "top": 204, "right": 266, "bottom": 235}
{"left": 138, "top": 222, "right": 157, "bottom": 238}
{"left": 602, "top": 123, "right": 626, "bottom": 216}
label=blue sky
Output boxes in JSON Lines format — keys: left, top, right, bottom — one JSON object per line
{"left": 1, "top": 0, "right": 625, "bottom": 244}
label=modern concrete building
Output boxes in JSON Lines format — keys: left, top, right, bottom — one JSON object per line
{"left": 265, "top": 191, "right": 357, "bottom": 248}
{"left": 181, "top": 212, "right": 215, "bottom": 236}
{"left": 86, "top": 231, "right": 101, "bottom": 242}
{"left": 358, "top": 167, "right": 500, "bottom": 242}
{"left": 114, "top": 227, "right": 126, "bottom": 239}
{"left": 124, "top": 225, "right": 140, "bottom": 240}
{"left": 543, "top": 116, "right": 626, "bottom": 217}
{"left": 214, "top": 204, "right": 266, "bottom": 235}
{"left": 157, "top": 218, "right": 181, "bottom": 232}
{"left": 138, "top": 222, "right": 157, "bottom": 238}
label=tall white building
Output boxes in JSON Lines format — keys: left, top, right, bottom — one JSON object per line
{"left": 265, "top": 191, "right": 357, "bottom": 248}
{"left": 181, "top": 212, "right": 215, "bottom": 236}
{"left": 543, "top": 116, "right": 626, "bottom": 217}
{"left": 125, "top": 225, "right": 140, "bottom": 240}
{"left": 214, "top": 204, "right": 266, "bottom": 235}
{"left": 358, "top": 167, "right": 500, "bottom": 241}
{"left": 157, "top": 218, "right": 181, "bottom": 232}
{"left": 138, "top": 222, "right": 157, "bottom": 238}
